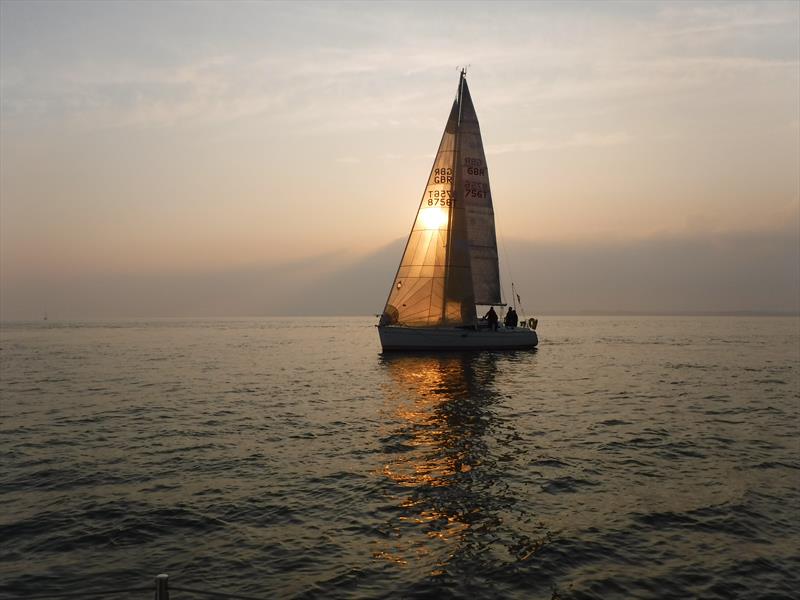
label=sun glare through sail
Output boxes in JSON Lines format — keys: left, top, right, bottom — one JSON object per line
{"left": 418, "top": 207, "right": 449, "bottom": 230}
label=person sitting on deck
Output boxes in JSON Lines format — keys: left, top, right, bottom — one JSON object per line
{"left": 484, "top": 306, "right": 499, "bottom": 331}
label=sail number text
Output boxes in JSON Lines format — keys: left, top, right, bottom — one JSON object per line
{"left": 427, "top": 189, "right": 453, "bottom": 206}
{"left": 433, "top": 167, "right": 453, "bottom": 184}
{"left": 464, "top": 157, "right": 486, "bottom": 177}
{"left": 464, "top": 181, "right": 490, "bottom": 199}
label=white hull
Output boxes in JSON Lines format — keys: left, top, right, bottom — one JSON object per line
{"left": 378, "top": 325, "right": 538, "bottom": 351}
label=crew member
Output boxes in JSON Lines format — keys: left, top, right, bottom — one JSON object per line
{"left": 485, "top": 306, "right": 499, "bottom": 331}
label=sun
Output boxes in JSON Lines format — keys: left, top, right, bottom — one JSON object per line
{"left": 418, "top": 207, "right": 449, "bottom": 230}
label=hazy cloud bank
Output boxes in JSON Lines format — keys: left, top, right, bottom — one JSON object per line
{"left": 2, "top": 228, "right": 797, "bottom": 320}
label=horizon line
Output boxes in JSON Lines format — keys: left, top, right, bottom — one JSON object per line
{"left": 2, "top": 310, "right": 799, "bottom": 323}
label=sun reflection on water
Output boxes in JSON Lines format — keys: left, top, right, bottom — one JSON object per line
{"left": 373, "top": 352, "right": 551, "bottom": 579}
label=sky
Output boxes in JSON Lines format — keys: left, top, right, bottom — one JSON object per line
{"left": 1, "top": 0, "right": 798, "bottom": 318}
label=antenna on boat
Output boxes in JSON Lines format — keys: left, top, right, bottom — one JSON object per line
{"left": 455, "top": 65, "right": 469, "bottom": 103}
{"left": 511, "top": 282, "right": 517, "bottom": 311}
{"left": 457, "top": 74, "right": 464, "bottom": 125}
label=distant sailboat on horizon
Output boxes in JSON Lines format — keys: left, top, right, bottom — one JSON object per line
{"left": 377, "top": 70, "right": 538, "bottom": 351}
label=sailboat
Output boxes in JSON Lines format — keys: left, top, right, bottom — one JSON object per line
{"left": 378, "top": 70, "right": 539, "bottom": 351}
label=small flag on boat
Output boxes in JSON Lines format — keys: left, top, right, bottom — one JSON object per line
{"left": 516, "top": 293, "right": 521, "bottom": 305}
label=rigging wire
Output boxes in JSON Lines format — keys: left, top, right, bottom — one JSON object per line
{"left": 495, "top": 210, "right": 527, "bottom": 318}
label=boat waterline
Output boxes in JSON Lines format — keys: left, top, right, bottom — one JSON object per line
{"left": 378, "top": 325, "right": 538, "bottom": 351}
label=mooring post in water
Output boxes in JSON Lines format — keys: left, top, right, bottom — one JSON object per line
{"left": 155, "top": 573, "right": 169, "bottom": 600}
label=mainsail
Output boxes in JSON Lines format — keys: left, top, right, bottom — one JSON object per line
{"left": 458, "top": 77, "right": 502, "bottom": 305}
{"left": 382, "top": 71, "right": 500, "bottom": 328}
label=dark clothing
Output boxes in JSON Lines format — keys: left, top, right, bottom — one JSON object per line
{"left": 504, "top": 308, "right": 518, "bottom": 328}
{"left": 485, "top": 307, "right": 499, "bottom": 331}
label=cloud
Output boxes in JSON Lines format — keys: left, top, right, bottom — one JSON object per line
{"left": 2, "top": 1, "right": 796, "bottom": 133}
{"left": 487, "top": 131, "right": 632, "bottom": 155}
{"left": 3, "top": 226, "right": 797, "bottom": 319}
{"left": 655, "top": 1, "right": 799, "bottom": 38}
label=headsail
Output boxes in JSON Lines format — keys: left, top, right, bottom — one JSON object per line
{"left": 457, "top": 76, "right": 502, "bottom": 305}
{"left": 382, "top": 71, "right": 499, "bottom": 328}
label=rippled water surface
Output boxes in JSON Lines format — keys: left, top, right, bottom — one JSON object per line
{"left": 1, "top": 316, "right": 798, "bottom": 599}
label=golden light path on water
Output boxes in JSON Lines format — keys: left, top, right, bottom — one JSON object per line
{"left": 374, "top": 353, "right": 551, "bottom": 576}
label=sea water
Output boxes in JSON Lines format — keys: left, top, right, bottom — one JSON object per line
{"left": 0, "top": 316, "right": 798, "bottom": 599}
